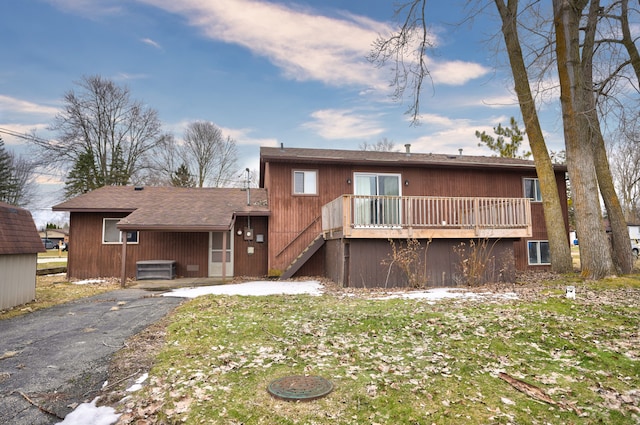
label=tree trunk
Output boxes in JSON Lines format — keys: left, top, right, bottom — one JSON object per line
{"left": 552, "top": 0, "right": 615, "bottom": 279}
{"left": 495, "top": 0, "right": 573, "bottom": 273}
{"left": 582, "top": 0, "right": 632, "bottom": 274}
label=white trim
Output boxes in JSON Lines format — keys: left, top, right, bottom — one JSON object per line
{"left": 102, "top": 218, "right": 139, "bottom": 245}
{"left": 527, "top": 240, "right": 550, "bottom": 265}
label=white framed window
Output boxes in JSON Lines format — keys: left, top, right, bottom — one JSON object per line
{"left": 102, "top": 218, "right": 139, "bottom": 244}
{"left": 524, "top": 178, "right": 542, "bottom": 202}
{"left": 293, "top": 170, "right": 317, "bottom": 195}
{"left": 528, "top": 240, "right": 550, "bottom": 265}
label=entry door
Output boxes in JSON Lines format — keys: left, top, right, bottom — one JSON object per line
{"left": 354, "top": 173, "right": 401, "bottom": 226}
{"left": 209, "top": 231, "right": 233, "bottom": 277}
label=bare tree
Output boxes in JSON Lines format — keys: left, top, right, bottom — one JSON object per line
{"left": 181, "top": 121, "right": 239, "bottom": 188}
{"left": 371, "top": 0, "right": 574, "bottom": 273}
{"left": 610, "top": 121, "right": 640, "bottom": 223}
{"left": 360, "top": 137, "right": 398, "bottom": 151}
{"left": 0, "top": 137, "right": 35, "bottom": 207}
{"left": 31, "top": 75, "right": 167, "bottom": 198}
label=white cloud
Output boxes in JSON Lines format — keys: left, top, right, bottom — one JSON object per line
{"left": 428, "top": 60, "right": 491, "bottom": 86}
{"left": 44, "top": 0, "right": 123, "bottom": 17}
{"left": 303, "top": 109, "right": 384, "bottom": 140}
{"left": 141, "top": 37, "right": 162, "bottom": 49}
{"left": 0, "top": 95, "right": 59, "bottom": 117}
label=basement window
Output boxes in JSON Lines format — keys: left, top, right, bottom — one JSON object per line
{"left": 102, "top": 218, "right": 139, "bottom": 244}
{"left": 528, "top": 240, "right": 550, "bottom": 265}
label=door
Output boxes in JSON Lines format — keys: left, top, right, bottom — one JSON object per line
{"left": 354, "top": 173, "right": 401, "bottom": 226}
{"left": 209, "top": 231, "right": 233, "bottom": 278}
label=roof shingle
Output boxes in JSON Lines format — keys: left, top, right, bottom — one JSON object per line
{"left": 0, "top": 202, "right": 46, "bottom": 255}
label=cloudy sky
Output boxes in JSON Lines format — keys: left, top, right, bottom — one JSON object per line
{"left": 0, "top": 0, "right": 566, "bottom": 223}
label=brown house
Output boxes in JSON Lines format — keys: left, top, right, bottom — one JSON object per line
{"left": 53, "top": 187, "right": 270, "bottom": 281}
{"left": 0, "top": 202, "right": 45, "bottom": 310}
{"left": 54, "top": 145, "right": 568, "bottom": 288}
{"left": 260, "top": 145, "right": 569, "bottom": 287}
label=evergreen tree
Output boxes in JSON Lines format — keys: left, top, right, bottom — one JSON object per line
{"left": 0, "top": 137, "right": 17, "bottom": 204}
{"left": 170, "top": 163, "right": 196, "bottom": 187}
{"left": 475, "top": 117, "right": 531, "bottom": 159}
{"left": 64, "top": 150, "right": 100, "bottom": 198}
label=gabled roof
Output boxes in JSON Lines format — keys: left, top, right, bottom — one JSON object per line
{"left": 0, "top": 202, "right": 46, "bottom": 255}
{"left": 259, "top": 146, "right": 567, "bottom": 182}
{"left": 53, "top": 186, "right": 269, "bottom": 232}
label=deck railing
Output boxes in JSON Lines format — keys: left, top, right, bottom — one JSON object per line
{"left": 322, "top": 195, "right": 532, "bottom": 239}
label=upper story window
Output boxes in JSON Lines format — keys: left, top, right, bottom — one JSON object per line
{"left": 102, "top": 218, "right": 139, "bottom": 244}
{"left": 293, "top": 170, "right": 317, "bottom": 195}
{"left": 524, "top": 178, "right": 542, "bottom": 202}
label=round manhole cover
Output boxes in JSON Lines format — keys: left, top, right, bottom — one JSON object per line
{"left": 267, "top": 375, "right": 333, "bottom": 401}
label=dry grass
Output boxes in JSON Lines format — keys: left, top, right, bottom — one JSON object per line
{"left": 0, "top": 275, "right": 120, "bottom": 320}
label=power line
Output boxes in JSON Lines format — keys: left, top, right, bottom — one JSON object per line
{"left": 0, "top": 127, "right": 52, "bottom": 145}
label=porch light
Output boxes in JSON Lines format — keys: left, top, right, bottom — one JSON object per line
{"left": 237, "top": 229, "right": 243, "bottom": 236}
{"left": 404, "top": 180, "right": 409, "bottom": 186}
{"left": 347, "top": 178, "right": 352, "bottom": 184}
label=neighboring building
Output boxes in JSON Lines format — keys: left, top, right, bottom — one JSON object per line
{"left": 0, "top": 202, "right": 45, "bottom": 310}
{"left": 54, "top": 145, "right": 569, "bottom": 288}
{"left": 38, "top": 228, "right": 69, "bottom": 249}
{"left": 260, "top": 145, "right": 569, "bottom": 287}
{"left": 53, "top": 187, "right": 269, "bottom": 281}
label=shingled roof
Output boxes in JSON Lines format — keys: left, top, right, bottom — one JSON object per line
{"left": 260, "top": 146, "right": 568, "bottom": 172}
{"left": 53, "top": 186, "right": 269, "bottom": 232}
{"left": 0, "top": 202, "right": 46, "bottom": 255}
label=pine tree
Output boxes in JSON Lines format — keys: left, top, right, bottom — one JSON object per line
{"left": 475, "top": 117, "right": 531, "bottom": 159}
{"left": 64, "top": 150, "right": 100, "bottom": 198}
{"left": 0, "top": 137, "right": 17, "bottom": 203}
{"left": 170, "top": 163, "right": 196, "bottom": 187}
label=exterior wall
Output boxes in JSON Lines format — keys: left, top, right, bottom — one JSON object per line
{"left": 265, "top": 160, "right": 569, "bottom": 276}
{"left": 68, "top": 212, "right": 208, "bottom": 279}
{"left": 233, "top": 216, "right": 269, "bottom": 278}
{"left": 0, "top": 254, "right": 37, "bottom": 310}
{"left": 326, "top": 238, "right": 516, "bottom": 288}
{"left": 68, "top": 212, "right": 269, "bottom": 279}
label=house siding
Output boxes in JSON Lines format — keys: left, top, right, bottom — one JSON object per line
{"left": 326, "top": 238, "right": 516, "bottom": 288}
{"left": 67, "top": 212, "right": 269, "bottom": 279}
{"left": 0, "top": 254, "right": 37, "bottom": 310}
{"left": 265, "top": 160, "right": 568, "bottom": 277}
{"left": 233, "top": 216, "right": 269, "bottom": 278}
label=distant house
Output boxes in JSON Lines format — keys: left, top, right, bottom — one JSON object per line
{"left": 0, "top": 202, "right": 45, "bottom": 310}
{"left": 55, "top": 145, "right": 569, "bottom": 288}
{"left": 53, "top": 187, "right": 270, "bottom": 281}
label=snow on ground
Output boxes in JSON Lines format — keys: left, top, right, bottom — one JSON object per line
{"left": 72, "top": 279, "right": 108, "bottom": 285}
{"left": 161, "top": 280, "right": 324, "bottom": 298}
{"left": 56, "top": 279, "right": 517, "bottom": 424}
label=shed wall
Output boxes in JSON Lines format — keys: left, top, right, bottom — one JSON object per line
{"left": 0, "top": 254, "right": 37, "bottom": 310}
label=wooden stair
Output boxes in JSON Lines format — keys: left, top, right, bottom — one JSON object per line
{"left": 280, "top": 234, "right": 325, "bottom": 280}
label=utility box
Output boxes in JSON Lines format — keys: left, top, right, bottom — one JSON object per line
{"left": 136, "top": 260, "right": 176, "bottom": 280}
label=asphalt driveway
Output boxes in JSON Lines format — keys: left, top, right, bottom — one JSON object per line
{"left": 0, "top": 288, "right": 183, "bottom": 424}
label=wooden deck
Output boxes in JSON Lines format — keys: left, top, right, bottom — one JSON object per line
{"left": 322, "top": 195, "right": 532, "bottom": 239}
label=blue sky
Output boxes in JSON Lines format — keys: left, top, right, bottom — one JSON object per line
{"left": 0, "top": 0, "right": 566, "bottom": 224}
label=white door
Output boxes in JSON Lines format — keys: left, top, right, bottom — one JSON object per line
{"left": 354, "top": 173, "right": 401, "bottom": 226}
{"left": 209, "top": 231, "right": 233, "bottom": 278}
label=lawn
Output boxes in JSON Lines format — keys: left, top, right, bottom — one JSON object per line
{"left": 112, "top": 276, "right": 640, "bottom": 425}
{"left": 0, "top": 274, "right": 120, "bottom": 320}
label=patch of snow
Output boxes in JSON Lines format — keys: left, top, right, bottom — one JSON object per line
{"left": 161, "top": 280, "right": 324, "bottom": 298}
{"left": 72, "top": 279, "right": 107, "bottom": 285}
{"left": 126, "top": 372, "right": 148, "bottom": 392}
{"left": 55, "top": 397, "right": 120, "bottom": 425}
{"left": 374, "top": 287, "right": 518, "bottom": 301}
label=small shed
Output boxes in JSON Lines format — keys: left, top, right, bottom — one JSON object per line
{"left": 0, "top": 202, "right": 45, "bottom": 310}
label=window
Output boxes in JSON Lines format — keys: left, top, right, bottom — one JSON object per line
{"left": 102, "top": 218, "right": 139, "bottom": 244}
{"left": 293, "top": 170, "right": 317, "bottom": 195}
{"left": 528, "top": 240, "right": 550, "bottom": 265}
{"left": 524, "top": 178, "right": 542, "bottom": 202}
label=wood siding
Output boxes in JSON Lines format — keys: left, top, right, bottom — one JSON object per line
{"left": 0, "top": 254, "right": 37, "bottom": 310}
{"left": 67, "top": 212, "right": 269, "bottom": 279}
{"left": 266, "top": 161, "right": 568, "bottom": 275}
{"left": 233, "top": 216, "right": 269, "bottom": 278}
{"left": 325, "top": 238, "right": 516, "bottom": 288}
